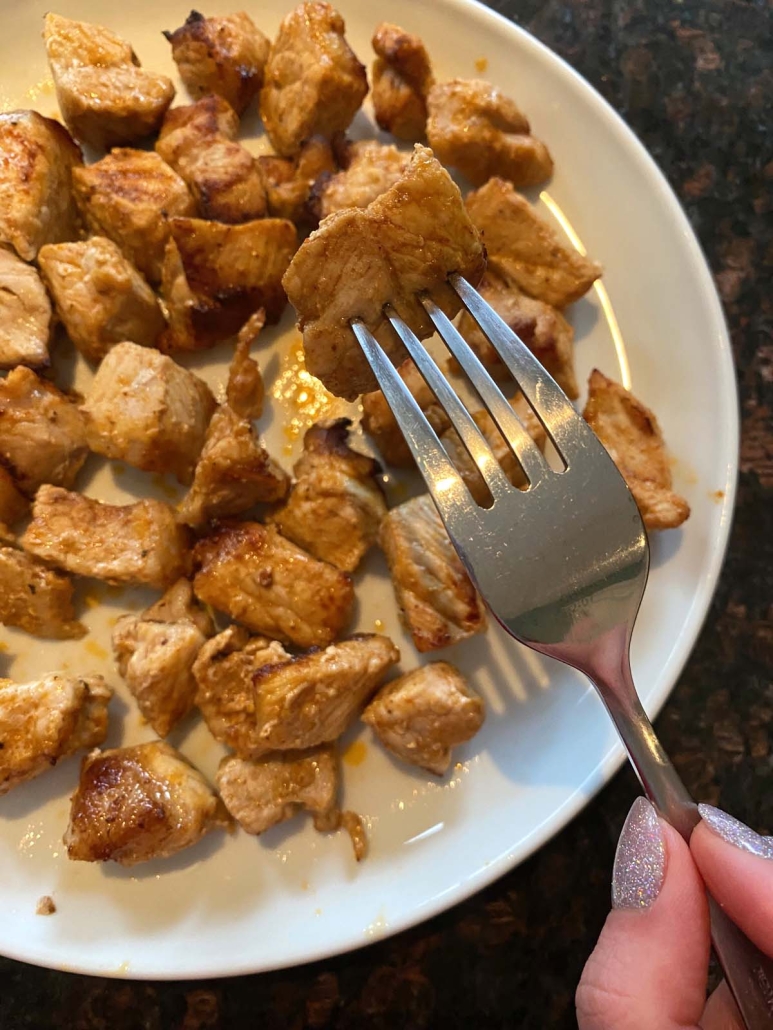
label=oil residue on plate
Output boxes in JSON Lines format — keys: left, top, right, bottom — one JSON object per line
{"left": 271, "top": 337, "right": 353, "bottom": 453}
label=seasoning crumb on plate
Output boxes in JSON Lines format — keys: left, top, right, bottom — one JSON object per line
{"left": 36, "top": 895, "right": 56, "bottom": 916}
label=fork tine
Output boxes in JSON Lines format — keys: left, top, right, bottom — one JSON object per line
{"left": 384, "top": 306, "right": 512, "bottom": 501}
{"left": 350, "top": 319, "right": 471, "bottom": 525}
{"left": 420, "top": 295, "right": 549, "bottom": 488}
{"left": 450, "top": 274, "right": 593, "bottom": 463}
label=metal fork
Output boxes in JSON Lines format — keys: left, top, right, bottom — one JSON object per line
{"left": 351, "top": 274, "right": 773, "bottom": 1028}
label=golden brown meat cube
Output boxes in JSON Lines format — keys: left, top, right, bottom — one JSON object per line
{"left": 583, "top": 370, "right": 691, "bottom": 531}
{"left": 0, "top": 367, "right": 87, "bottom": 497}
{"left": 465, "top": 177, "right": 602, "bottom": 309}
{"left": 156, "top": 96, "right": 267, "bottom": 223}
{"left": 371, "top": 23, "right": 434, "bottom": 142}
{"left": 0, "top": 468, "right": 28, "bottom": 528}
{"left": 0, "top": 110, "right": 82, "bottom": 262}
{"left": 284, "top": 145, "right": 486, "bottom": 400}
{"left": 44, "top": 13, "right": 175, "bottom": 150}
{"left": 0, "top": 674, "right": 111, "bottom": 796}
{"left": 227, "top": 315, "right": 265, "bottom": 418}
{"left": 0, "top": 546, "right": 85, "bottom": 639}
{"left": 259, "top": 137, "right": 337, "bottom": 222}
{"left": 427, "top": 79, "right": 553, "bottom": 188}
{"left": 193, "top": 625, "right": 398, "bottom": 755}
{"left": 270, "top": 418, "right": 386, "bottom": 571}
{"left": 216, "top": 745, "right": 338, "bottom": 834}
{"left": 21, "top": 485, "right": 189, "bottom": 589}
{"left": 73, "top": 149, "right": 196, "bottom": 284}
{"left": 455, "top": 273, "right": 578, "bottom": 398}
{"left": 363, "top": 662, "right": 484, "bottom": 775}
{"left": 38, "top": 238, "right": 165, "bottom": 363}
{"left": 260, "top": 2, "right": 368, "bottom": 157}
{"left": 361, "top": 358, "right": 451, "bottom": 468}
{"left": 81, "top": 342, "right": 216, "bottom": 484}
{"left": 310, "top": 140, "right": 408, "bottom": 221}
{"left": 64, "top": 741, "right": 230, "bottom": 866}
{"left": 192, "top": 521, "right": 354, "bottom": 648}
{"left": 0, "top": 248, "right": 52, "bottom": 370}
{"left": 112, "top": 582, "right": 213, "bottom": 737}
{"left": 164, "top": 10, "right": 270, "bottom": 114}
{"left": 160, "top": 216, "right": 297, "bottom": 353}
{"left": 380, "top": 494, "right": 487, "bottom": 652}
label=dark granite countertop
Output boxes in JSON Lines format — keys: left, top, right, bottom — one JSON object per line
{"left": 1, "top": 0, "right": 771, "bottom": 1025}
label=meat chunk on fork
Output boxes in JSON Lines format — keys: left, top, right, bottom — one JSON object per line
{"left": 0, "top": 110, "right": 82, "bottom": 262}
{"left": 283, "top": 145, "right": 486, "bottom": 400}
{"left": 0, "top": 546, "right": 85, "bottom": 639}
{"left": 193, "top": 626, "right": 399, "bottom": 756}
{"left": 73, "top": 149, "right": 196, "bottom": 284}
{"left": 0, "top": 248, "right": 52, "bottom": 370}
{"left": 371, "top": 23, "right": 434, "bottom": 142}
{"left": 0, "top": 367, "right": 88, "bottom": 497}
{"left": 65, "top": 741, "right": 230, "bottom": 866}
{"left": 260, "top": 1, "right": 368, "bottom": 157}
{"left": 156, "top": 96, "right": 267, "bottom": 223}
{"left": 379, "top": 494, "right": 487, "bottom": 652}
{"left": 270, "top": 418, "right": 386, "bottom": 572}
{"left": 259, "top": 137, "right": 337, "bottom": 223}
{"left": 465, "top": 177, "right": 601, "bottom": 309}
{"left": 160, "top": 216, "right": 297, "bottom": 353}
{"left": 427, "top": 79, "right": 553, "bottom": 188}
{"left": 192, "top": 522, "right": 354, "bottom": 649}
{"left": 583, "top": 370, "right": 691, "bottom": 531}
{"left": 111, "top": 580, "right": 213, "bottom": 737}
{"left": 81, "top": 342, "right": 216, "bottom": 484}
{"left": 363, "top": 661, "right": 484, "bottom": 775}
{"left": 44, "top": 13, "right": 175, "bottom": 150}
{"left": 310, "top": 140, "right": 408, "bottom": 221}
{"left": 164, "top": 10, "right": 270, "bottom": 115}
{"left": 38, "top": 238, "right": 165, "bottom": 363}
{"left": 0, "top": 674, "right": 111, "bottom": 796}
{"left": 21, "top": 486, "right": 189, "bottom": 589}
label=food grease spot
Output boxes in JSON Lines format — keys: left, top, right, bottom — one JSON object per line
{"left": 364, "top": 909, "right": 389, "bottom": 938}
{"left": 271, "top": 338, "right": 350, "bottom": 442}
{"left": 343, "top": 740, "right": 367, "bottom": 768}
{"left": 475, "top": 56, "right": 488, "bottom": 72}
{"left": 708, "top": 489, "right": 725, "bottom": 503}
{"left": 84, "top": 640, "right": 108, "bottom": 661}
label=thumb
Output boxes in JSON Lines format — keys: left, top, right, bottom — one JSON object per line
{"left": 577, "top": 796, "right": 710, "bottom": 1030}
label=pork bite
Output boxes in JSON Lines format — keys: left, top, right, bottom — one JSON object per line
{"left": 310, "top": 140, "right": 408, "bottom": 221}
{"left": 0, "top": 367, "right": 87, "bottom": 497}
{"left": 21, "top": 485, "right": 189, "bottom": 589}
{"left": 260, "top": 1, "right": 368, "bottom": 157}
{"left": 227, "top": 314, "right": 265, "bottom": 418}
{"left": 363, "top": 662, "right": 484, "bottom": 775}
{"left": 193, "top": 626, "right": 399, "bottom": 755}
{"left": 284, "top": 145, "right": 486, "bottom": 400}
{"left": 164, "top": 10, "right": 270, "bottom": 115}
{"left": 156, "top": 96, "right": 267, "bottom": 223}
{"left": 0, "top": 248, "right": 52, "bottom": 370}
{"left": 466, "top": 177, "right": 601, "bottom": 309}
{"left": 160, "top": 216, "right": 297, "bottom": 353}
{"left": 0, "top": 674, "right": 111, "bottom": 796}
{"left": 81, "top": 341, "right": 216, "bottom": 484}
{"left": 193, "top": 522, "right": 354, "bottom": 648}
{"left": 38, "top": 238, "right": 165, "bottom": 363}
{"left": 259, "top": 136, "right": 337, "bottom": 222}
{"left": 0, "top": 110, "right": 82, "bottom": 262}
{"left": 44, "top": 13, "right": 175, "bottom": 150}
{"left": 73, "top": 149, "right": 196, "bottom": 284}
{"left": 583, "top": 370, "right": 691, "bottom": 531}
{"left": 371, "top": 23, "right": 434, "bottom": 142}
{"left": 379, "top": 494, "right": 487, "bottom": 652}
{"left": 270, "top": 418, "right": 385, "bottom": 572}
{"left": 111, "top": 580, "right": 213, "bottom": 737}
{"left": 427, "top": 79, "right": 553, "bottom": 188}
{"left": 0, "top": 546, "right": 86, "bottom": 639}
{"left": 64, "top": 741, "right": 230, "bottom": 866}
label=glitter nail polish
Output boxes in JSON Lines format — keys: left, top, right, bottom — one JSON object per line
{"left": 611, "top": 796, "right": 666, "bottom": 910}
{"left": 698, "top": 804, "right": 773, "bottom": 859}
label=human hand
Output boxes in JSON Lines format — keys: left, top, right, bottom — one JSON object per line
{"left": 576, "top": 797, "right": 773, "bottom": 1029}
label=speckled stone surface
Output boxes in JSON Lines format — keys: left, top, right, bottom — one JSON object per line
{"left": 1, "top": 0, "right": 771, "bottom": 1026}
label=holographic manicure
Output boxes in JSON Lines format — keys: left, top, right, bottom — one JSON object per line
{"left": 698, "top": 804, "right": 773, "bottom": 859}
{"left": 612, "top": 796, "right": 666, "bottom": 910}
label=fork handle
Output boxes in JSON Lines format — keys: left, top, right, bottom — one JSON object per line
{"left": 598, "top": 677, "right": 773, "bottom": 1027}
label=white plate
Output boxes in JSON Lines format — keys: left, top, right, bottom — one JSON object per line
{"left": 0, "top": 0, "right": 737, "bottom": 979}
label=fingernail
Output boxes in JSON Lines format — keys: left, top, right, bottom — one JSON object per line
{"left": 698, "top": 804, "right": 773, "bottom": 859}
{"left": 612, "top": 796, "right": 666, "bottom": 910}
